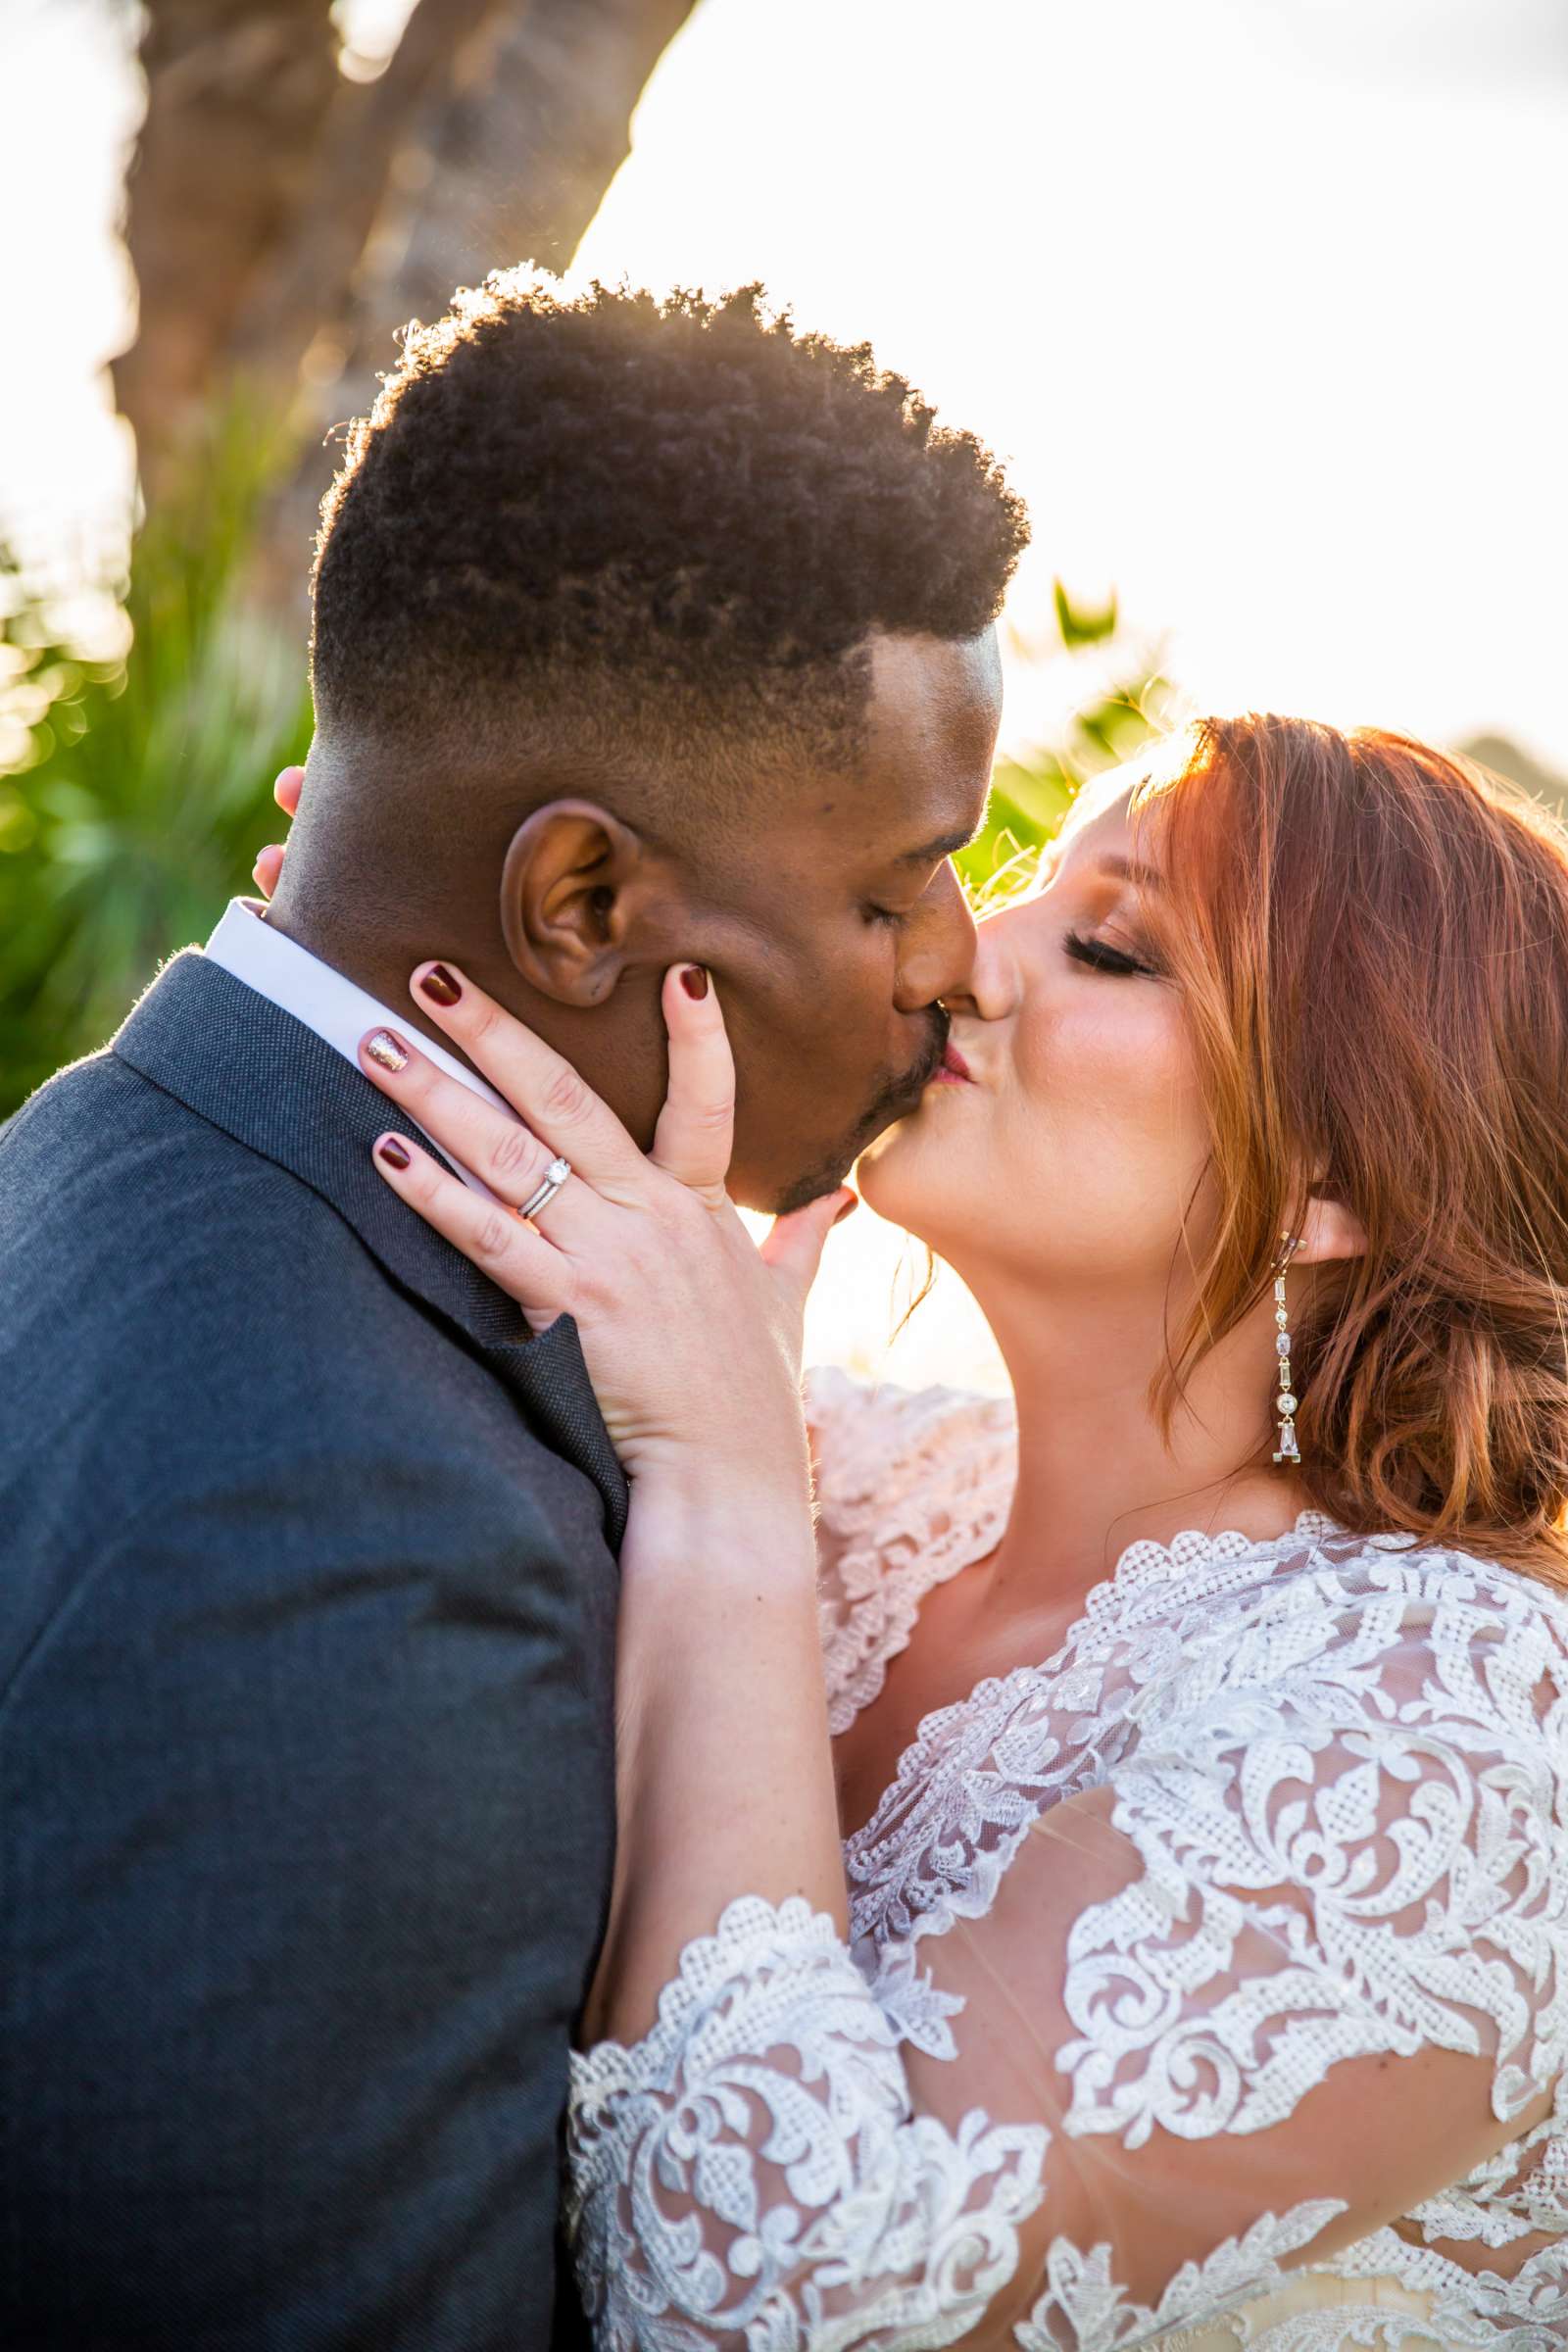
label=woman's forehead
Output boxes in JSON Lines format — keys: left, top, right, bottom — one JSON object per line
{"left": 1059, "top": 766, "right": 1139, "bottom": 849}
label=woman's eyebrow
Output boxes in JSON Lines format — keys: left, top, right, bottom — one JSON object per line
{"left": 1093, "top": 852, "right": 1164, "bottom": 891}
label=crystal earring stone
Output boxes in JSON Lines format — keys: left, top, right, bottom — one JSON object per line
{"left": 1271, "top": 1234, "right": 1303, "bottom": 1465}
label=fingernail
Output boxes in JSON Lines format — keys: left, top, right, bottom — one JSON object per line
{"left": 680, "top": 965, "right": 710, "bottom": 1001}
{"left": 365, "top": 1029, "right": 409, "bottom": 1072}
{"left": 376, "top": 1137, "right": 411, "bottom": 1170}
{"left": 833, "top": 1194, "right": 859, "bottom": 1227}
{"left": 419, "top": 964, "right": 462, "bottom": 1006}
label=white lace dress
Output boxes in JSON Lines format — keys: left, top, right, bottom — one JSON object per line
{"left": 564, "top": 1372, "right": 1568, "bottom": 2349}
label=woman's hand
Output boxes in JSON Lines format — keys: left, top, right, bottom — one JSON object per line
{"left": 356, "top": 959, "right": 854, "bottom": 1495}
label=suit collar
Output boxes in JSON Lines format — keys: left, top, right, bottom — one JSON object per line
{"left": 203, "top": 896, "right": 523, "bottom": 1149}
{"left": 114, "top": 950, "right": 628, "bottom": 1547}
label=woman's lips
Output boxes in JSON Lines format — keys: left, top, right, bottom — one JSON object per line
{"left": 930, "top": 1041, "right": 973, "bottom": 1086}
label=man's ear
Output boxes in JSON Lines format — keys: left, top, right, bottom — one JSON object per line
{"left": 499, "top": 799, "right": 676, "bottom": 1005}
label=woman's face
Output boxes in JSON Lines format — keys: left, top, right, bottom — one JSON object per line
{"left": 858, "top": 766, "right": 1218, "bottom": 1298}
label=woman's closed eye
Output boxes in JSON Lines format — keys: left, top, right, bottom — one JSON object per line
{"left": 1062, "top": 927, "right": 1157, "bottom": 977}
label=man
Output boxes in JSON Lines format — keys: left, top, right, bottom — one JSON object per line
{"left": 0, "top": 273, "right": 1023, "bottom": 2347}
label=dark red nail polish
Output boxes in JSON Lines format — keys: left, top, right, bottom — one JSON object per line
{"left": 680, "top": 965, "right": 710, "bottom": 1001}
{"left": 419, "top": 964, "right": 462, "bottom": 1006}
{"left": 377, "top": 1137, "right": 411, "bottom": 1170}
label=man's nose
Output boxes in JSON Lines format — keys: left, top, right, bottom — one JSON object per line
{"left": 893, "top": 864, "right": 978, "bottom": 1012}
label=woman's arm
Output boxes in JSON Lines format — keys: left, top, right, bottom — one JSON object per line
{"left": 583, "top": 1472, "right": 845, "bottom": 2046}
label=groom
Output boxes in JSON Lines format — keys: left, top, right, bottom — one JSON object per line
{"left": 0, "top": 275, "right": 1022, "bottom": 2348}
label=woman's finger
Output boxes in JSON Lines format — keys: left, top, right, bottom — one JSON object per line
{"left": 369, "top": 1131, "right": 571, "bottom": 1330}
{"left": 650, "top": 965, "right": 735, "bottom": 1200}
{"left": 405, "top": 963, "right": 647, "bottom": 1195}
{"left": 759, "top": 1189, "right": 858, "bottom": 1317}
{"left": 356, "top": 1026, "right": 594, "bottom": 1238}
{"left": 254, "top": 766, "right": 303, "bottom": 898}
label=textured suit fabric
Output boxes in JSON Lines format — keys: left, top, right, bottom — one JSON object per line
{"left": 0, "top": 950, "right": 627, "bottom": 2349}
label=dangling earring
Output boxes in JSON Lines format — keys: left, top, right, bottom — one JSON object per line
{"left": 1271, "top": 1233, "right": 1303, "bottom": 1464}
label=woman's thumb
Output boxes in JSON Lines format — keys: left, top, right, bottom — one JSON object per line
{"left": 760, "top": 1187, "right": 858, "bottom": 1302}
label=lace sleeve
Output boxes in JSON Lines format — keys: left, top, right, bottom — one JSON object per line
{"left": 806, "top": 1368, "right": 1016, "bottom": 1737}
{"left": 565, "top": 1544, "right": 1568, "bottom": 2349}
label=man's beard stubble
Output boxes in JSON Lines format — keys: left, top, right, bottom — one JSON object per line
{"left": 770, "top": 1004, "right": 951, "bottom": 1217}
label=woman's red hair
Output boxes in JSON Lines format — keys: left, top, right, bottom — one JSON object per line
{"left": 1129, "top": 713, "right": 1568, "bottom": 1583}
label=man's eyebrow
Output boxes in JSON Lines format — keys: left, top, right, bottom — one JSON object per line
{"left": 895, "top": 824, "right": 982, "bottom": 868}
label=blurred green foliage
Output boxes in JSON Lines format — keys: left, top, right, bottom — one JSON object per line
{"left": 0, "top": 405, "right": 1169, "bottom": 1123}
{"left": 956, "top": 585, "right": 1173, "bottom": 906}
{"left": 0, "top": 401, "right": 314, "bottom": 1119}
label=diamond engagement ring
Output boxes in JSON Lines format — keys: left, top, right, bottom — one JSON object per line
{"left": 517, "top": 1155, "right": 571, "bottom": 1222}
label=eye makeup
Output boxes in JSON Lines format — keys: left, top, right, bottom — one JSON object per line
{"left": 1062, "top": 929, "right": 1159, "bottom": 977}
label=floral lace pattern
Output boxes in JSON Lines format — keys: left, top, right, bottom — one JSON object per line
{"left": 564, "top": 1377, "right": 1568, "bottom": 2350}
{"left": 808, "top": 1367, "right": 1016, "bottom": 1739}
{"left": 566, "top": 1895, "right": 1049, "bottom": 2350}
{"left": 1014, "top": 2201, "right": 1348, "bottom": 2352}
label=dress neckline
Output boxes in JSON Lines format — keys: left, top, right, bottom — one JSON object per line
{"left": 837, "top": 1504, "right": 1349, "bottom": 1856}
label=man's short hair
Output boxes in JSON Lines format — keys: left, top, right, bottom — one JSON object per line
{"left": 310, "top": 275, "right": 1028, "bottom": 790}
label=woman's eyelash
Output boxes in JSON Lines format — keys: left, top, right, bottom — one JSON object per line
{"left": 1062, "top": 928, "right": 1152, "bottom": 975}
{"left": 863, "top": 903, "right": 910, "bottom": 930}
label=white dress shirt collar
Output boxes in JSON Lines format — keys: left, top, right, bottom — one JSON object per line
{"left": 204, "top": 898, "right": 516, "bottom": 1195}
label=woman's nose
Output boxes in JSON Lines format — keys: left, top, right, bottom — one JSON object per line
{"left": 893, "top": 864, "right": 978, "bottom": 1013}
{"left": 943, "top": 897, "right": 1020, "bottom": 1023}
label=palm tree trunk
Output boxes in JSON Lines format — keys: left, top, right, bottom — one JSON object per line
{"left": 114, "top": 0, "right": 698, "bottom": 612}
{"left": 114, "top": 0, "right": 341, "bottom": 503}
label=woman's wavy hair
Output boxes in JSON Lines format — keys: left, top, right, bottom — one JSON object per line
{"left": 1126, "top": 712, "right": 1568, "bottom": 1584}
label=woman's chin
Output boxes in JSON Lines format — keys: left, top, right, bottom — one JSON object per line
{"left": 857, "top": 1107, "right": 938, "bottom": 1229}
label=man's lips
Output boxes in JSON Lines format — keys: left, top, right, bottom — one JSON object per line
{"left": 930, "top": 1041, "right": 973, "bottom": 1086}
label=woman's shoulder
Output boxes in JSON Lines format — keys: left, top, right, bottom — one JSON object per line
{"left": 805, "top": 1367, "right": 1017, "bottom": 1737}
{"left": 1186, "top": 1516, "right": 1568, "bottom": 1759}
{"left": 1303, "top": 1518, "right": 1568, "bottom": 1635}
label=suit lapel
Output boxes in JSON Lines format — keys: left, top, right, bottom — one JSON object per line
{"left": 114, "top": 950, "right": 629, "bottom": 1549}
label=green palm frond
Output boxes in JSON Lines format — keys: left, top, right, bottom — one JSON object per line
{"left": 956, "top": 580, "right": 1173, "bottom": 903}
{"left": 0, "top": 396, "right": 314, "bottom": 1117}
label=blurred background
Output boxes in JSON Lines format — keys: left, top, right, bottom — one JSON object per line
{"left": 2, "top": 0, "right": 1565, "bottom": 1385}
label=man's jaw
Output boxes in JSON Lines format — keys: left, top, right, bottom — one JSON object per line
{"left": 767, "top": 1010, "right": 951, "bottom": 1217}
{"left": 869, "top": 1006, "right": 953, "bottom": 1126}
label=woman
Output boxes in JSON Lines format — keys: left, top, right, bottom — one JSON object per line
{"left": 355, "top": 712, "right": 1568, "bottom": 2348}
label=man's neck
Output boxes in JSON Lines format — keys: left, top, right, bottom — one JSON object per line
{"left": 260, "top": 893, "right": 485, "bottom": 1073}
{"left": 263, "top": 863, "right": 670, "bottom": 1164}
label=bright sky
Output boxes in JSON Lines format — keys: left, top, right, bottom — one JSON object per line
{"left": 4, "top": 0, "right": 1566, "bottom": 769}
{"left": 3, "top": 0, "right": 1565, "bottom": 1379}
{"left": 568, "top": 0, "right": 1568, "bottom": 773}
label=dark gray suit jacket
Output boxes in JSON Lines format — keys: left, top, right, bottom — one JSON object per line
{"left": 0, "top": 949, "right": 627, "bottom": 2348}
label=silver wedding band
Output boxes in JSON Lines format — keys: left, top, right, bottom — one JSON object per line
{"left": 517, "top": 1154, "right": 571, "bottom": 1223}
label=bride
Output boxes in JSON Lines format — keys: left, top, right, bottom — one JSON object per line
{"left": 353, "top": 710, "right": 1568, "bottom": 2349}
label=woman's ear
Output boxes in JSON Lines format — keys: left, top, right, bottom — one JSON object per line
{"left": 499, "top": 799, "right": 677, "bottom": 1005}
{"left": 1292, "top": 1176, "right": 1368, "bottom": 1268}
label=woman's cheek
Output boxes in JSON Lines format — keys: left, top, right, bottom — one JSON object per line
{"left": 1023, "top": 1010, "right": 1194, "bottom": 1186}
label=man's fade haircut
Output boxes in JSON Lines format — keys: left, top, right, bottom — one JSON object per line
{"left": 309, "top": 274, "right": 1029, "bottom": 800}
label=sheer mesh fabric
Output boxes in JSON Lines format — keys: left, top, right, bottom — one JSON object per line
{"left": 564, "top": 1376, "right": 1568, "bottom": 2349}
